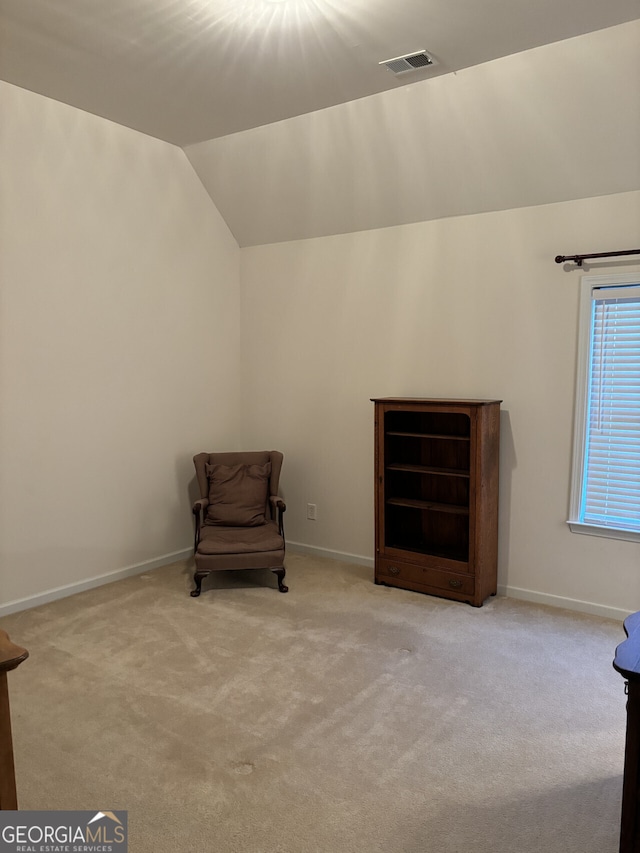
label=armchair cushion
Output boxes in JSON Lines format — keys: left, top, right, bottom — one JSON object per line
{"left": 204, "top": 462, "right": 271, "bottom": 527}
{"left": 196, "top": 521, "right": 284, "bottom": 556}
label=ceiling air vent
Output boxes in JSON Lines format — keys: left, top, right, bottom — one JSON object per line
{"left": 379, "top": 50, "right": 436, "bottom": 75}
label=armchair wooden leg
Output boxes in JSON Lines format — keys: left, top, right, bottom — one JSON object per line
{"left": 190, "top": 571, "right": 207, "bottom": 598}
{"left": 273, "top": 568, "right": 288, "bottom": 593}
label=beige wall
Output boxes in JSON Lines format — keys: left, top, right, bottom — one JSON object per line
{"left": 240, "top": 190, "right": 640, "bottom": 618}
{"left": 0, "top": 82, "right": 241, "bottom": 610}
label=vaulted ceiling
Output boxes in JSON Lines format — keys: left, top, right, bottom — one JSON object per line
{"left": 186, "top": 21, "right": 640, "bottom": 245}
{"left": 2, "top": 1, "right": 639, "bottom": 246}
{"left": 1, "top": 0, "right": 639, "bottom": 146}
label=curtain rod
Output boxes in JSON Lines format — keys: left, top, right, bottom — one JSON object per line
{"left": 555, "top": 249, "right": 640, "bottom": 267}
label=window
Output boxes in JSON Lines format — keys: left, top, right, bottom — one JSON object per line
{"left": 568, "top": 273, "right": 640, "bottom": 542}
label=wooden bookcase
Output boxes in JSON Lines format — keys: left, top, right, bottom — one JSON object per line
{"left": 372, "top": 398, "right": 501, "bottom": 607}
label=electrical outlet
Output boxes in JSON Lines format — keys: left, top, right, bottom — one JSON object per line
{"left": 306, "top": 503, "right": 317, "bottom": 521}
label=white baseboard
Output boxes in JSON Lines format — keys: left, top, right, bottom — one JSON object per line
{"left": 0, "top": 547, "right": 193, "bottom": 617}
{"left": 497, "top": 583, "right": 628, "bottom": 622}
{"left": 287, "top": 541, "right": 375, "bottom": 569}
{"left": 288, "top": 542, "right": 627, "bottom": 621}
{"left": 2, "top": 542, "right": 628, "bottom": 623}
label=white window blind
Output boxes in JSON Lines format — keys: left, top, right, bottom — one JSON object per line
{"left": 578, "top": 282, "right": 640, "bottom": 535}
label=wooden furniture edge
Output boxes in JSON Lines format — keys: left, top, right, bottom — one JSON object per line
{"left": 0, "top": 630, "right": 29, "bottom": 673}
{"left": 614, "top": 611, "right": 640, "bottom": 853}
{"left": 0, "top": 629, "right": 28, "bottom": 810}
{"left": 614, "top": 612, "right": 640, "bottom": 680}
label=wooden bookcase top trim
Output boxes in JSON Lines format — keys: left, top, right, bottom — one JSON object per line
{"left": 371, "top": 397, "right": 502, "bottom": 406}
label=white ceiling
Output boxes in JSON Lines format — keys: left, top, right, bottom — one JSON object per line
{"left": 1, "top": 0, "right": 639, "bottom": 147}
{"left": 186, "top": 22, "right": 640, "bottom": 246}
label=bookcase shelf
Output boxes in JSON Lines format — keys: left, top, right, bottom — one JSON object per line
{"left": 386, "top": 463, "right": 470, "bottom": 478}
{"left": 386, "top": 431, "right": 471, "bottom": 441}
{"left": 386, "top": 497, "right": 469, "bottom": 514}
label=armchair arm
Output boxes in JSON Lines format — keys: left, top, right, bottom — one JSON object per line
{"left": 192, "top": 498, "right": 209, "bottom": 551}
{"left": 270, "top": 496, "right": 286, "bottom": 537}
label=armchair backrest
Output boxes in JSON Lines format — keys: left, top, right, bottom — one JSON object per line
{"left": 193, "top": 450, "right": 283, "bottom": 521}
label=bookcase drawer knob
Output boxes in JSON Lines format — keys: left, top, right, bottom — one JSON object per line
{"left": 449, "top": 579, "right": 462, "bottom": 589}
{"left": 388, "top": 565, "right": 400, "bottom": 576}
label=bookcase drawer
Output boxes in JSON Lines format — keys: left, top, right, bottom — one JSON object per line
{"left": 376, "top": 557, "right": 475, "bottom": 597}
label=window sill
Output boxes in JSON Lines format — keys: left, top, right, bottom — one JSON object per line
{"left": 567, "top": 520, "right": 640, "bottom": 544}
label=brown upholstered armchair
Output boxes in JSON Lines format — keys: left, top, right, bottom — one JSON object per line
{"left": 190, "top": 450, "right": 288, "bottom": 598}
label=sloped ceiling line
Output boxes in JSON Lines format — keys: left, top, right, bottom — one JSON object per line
{"left": 185, "top": 22, "right": 640, "bottom": 247}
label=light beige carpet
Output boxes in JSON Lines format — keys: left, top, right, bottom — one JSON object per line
{"left": 1, "top": 554, "right": 627, "bottom": 853}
